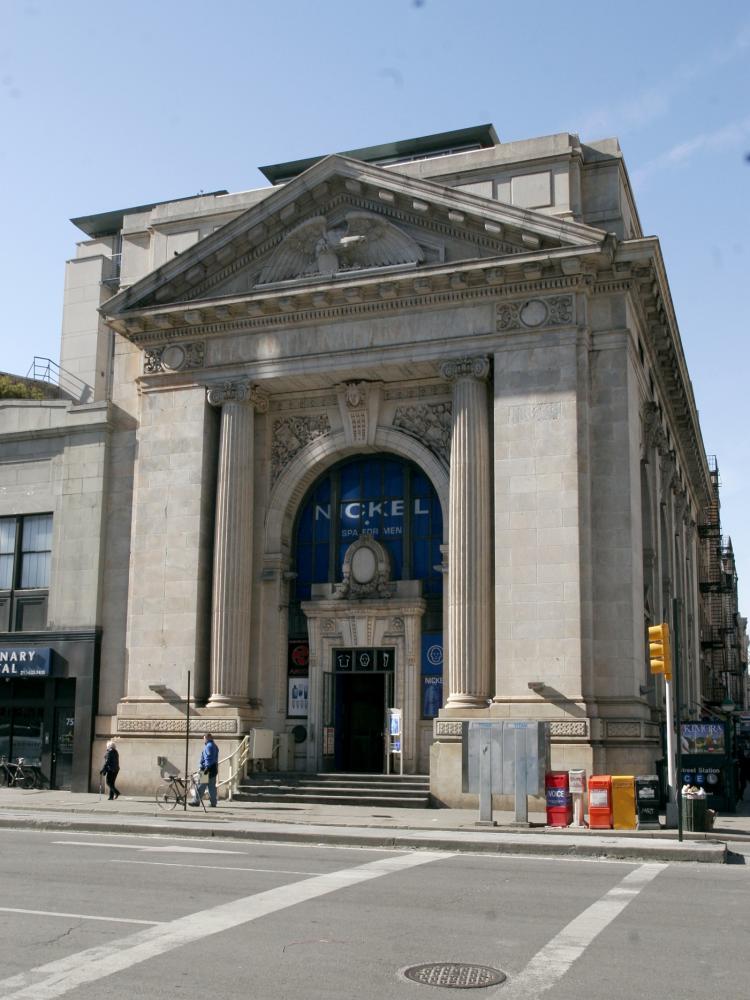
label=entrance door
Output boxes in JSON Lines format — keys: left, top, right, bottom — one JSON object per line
{"left": 52, "top": 707, "right": 75, "bottom": 790}
{"left": 335, "top": 672, "right": 385, "bottom": 773}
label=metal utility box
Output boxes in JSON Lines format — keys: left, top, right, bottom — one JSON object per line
{"left": 461, "top": 720, "right": 549, "bottom": 795}
{"left": 635, "top": 775, "right": 661, "bottom": 829}
{"left": 247, "top": 729, "right": 274, "bottom": 760}
{"left": 611, "top": 774, "right": 637, "bottom": 830}
{"left": 588, "top": 774, "right": 613, "bottom": 829}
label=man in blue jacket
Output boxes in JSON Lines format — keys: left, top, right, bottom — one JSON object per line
{"left": 189, "top": 732, "right": 219, "bottom": 807}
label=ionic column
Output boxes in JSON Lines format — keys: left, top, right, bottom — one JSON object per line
{"left": 206, "top": 380, "right": 268, "bottom": 706}
{"left": 440, "top": 356, "right": 492, "bottom": 708}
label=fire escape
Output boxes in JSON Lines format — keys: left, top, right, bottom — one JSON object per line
{"left": 698, "top": 457, "right": 747, "bottom": 709}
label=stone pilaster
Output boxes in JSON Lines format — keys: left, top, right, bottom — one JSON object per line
{"left": 206, "top": 380, "right": 268, "bottom": 706}
{"left": 439, "top": 356, "right": 492, "bottom": 708}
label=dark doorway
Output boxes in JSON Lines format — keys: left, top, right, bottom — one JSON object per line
{"left": 334, "top": 672, "right": 385, "bottom": 772}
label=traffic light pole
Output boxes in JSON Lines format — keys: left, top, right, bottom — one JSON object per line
{"left": 673, "top": 598, "right": 683, "bottom": 842}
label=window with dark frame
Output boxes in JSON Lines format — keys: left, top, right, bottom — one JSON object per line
{"left": 0, "top": 514, "right": 52, "bottom": 632}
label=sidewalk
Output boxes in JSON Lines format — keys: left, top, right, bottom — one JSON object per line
{"left": 2, "top": 787, "right": 748, "bottom": 864}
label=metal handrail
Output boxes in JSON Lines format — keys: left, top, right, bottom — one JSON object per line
{"left": 216, "top": 735, "right": 250, "bottom": 801}
{"left": 25, "top": 357, "right": 91, "bottom": 403}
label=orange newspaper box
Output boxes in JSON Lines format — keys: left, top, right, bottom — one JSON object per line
{"left": 588, "top": 775, "right": 613, "bottom": 829}
{"left": 611, "top": 775, "right": 637, "bottom": 830}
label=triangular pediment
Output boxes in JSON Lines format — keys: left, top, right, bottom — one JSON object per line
{"left": 103, "top": 154, "right": 607, "bottom": 322}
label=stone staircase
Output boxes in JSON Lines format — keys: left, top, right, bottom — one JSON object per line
{"left": 235, "top": 772, "right": 433, "bottom": 809}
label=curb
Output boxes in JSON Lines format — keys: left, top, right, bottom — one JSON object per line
{"left": 0, "top": 813, "right": 727, "bottom": 864}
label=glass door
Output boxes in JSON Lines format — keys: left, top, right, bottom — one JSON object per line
{"left": 322, "top": 671, "right": 335, "bottom": 771}
{"left": 52, "top": 707, "right": 75, "bottom": 790}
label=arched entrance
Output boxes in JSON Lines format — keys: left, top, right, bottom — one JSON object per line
{"left": 289, "top": 454, "right": 444, "bottom": 773}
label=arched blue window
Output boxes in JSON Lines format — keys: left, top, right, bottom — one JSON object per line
{"left": 293, "top": 455, "right": 443, "bottom": 601}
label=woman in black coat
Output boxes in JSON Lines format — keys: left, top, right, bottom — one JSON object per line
{"left": 100, "top": 741, "right": 120, "bottom": 800}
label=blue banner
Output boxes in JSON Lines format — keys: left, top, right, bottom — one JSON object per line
{"left": 0, "top": 647, "right": 52, "bottom": 676}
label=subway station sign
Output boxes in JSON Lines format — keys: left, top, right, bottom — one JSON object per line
{"left": 0, "top": 647, "right": 52, "bottom": 676}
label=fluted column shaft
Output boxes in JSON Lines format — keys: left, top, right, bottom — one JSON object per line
{"left": 207, "top": 381, "right": 267, "bottom": 706}
{"left": 441, "top": 357, "right": 491, "bottom": 708}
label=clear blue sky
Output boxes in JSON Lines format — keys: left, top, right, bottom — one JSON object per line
{"left": 1, "top": 0, "right": 749, "bottom": 604}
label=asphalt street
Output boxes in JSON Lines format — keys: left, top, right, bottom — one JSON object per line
{"left": 0, "top": 828, "right": 747, "bottom": 1000}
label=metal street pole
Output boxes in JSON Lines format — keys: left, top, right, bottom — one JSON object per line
{"left": 673, "top": 598, "right": 683, "bottom": 842}
{"left": 665, "top": 672, "right": 676, "bottom": 820}
{"left": 184, "top": 669, "right": 191, "bottom": 812}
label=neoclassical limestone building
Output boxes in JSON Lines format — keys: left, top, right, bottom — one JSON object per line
{"left": 1, "top": 125, "right": 722, "bottom": 801}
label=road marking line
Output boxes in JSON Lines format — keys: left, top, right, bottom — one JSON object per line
{"left": 492, "top": 863, "right": 668, "bottom": 998}
{"left": 0, "top": 850, "right": 452, "bottom": 999}
{"left": 51, "top": 841, "right": 245, "bottom": 855}
{"left": 111, "top": 859, "right": 324, "bottom": 876}
{"left": 0, "top": 908, "right": 161, "bottom": 926}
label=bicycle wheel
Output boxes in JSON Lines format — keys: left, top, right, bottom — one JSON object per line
{"left": 19, "top": 772, "right": 36, "bottom": 790}
{"left": 155, "top": 785, "right": 179, "bottom": 810}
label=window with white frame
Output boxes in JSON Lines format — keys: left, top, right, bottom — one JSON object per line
{"left": 0, "top": 514, "right": 52, "bottom": 631}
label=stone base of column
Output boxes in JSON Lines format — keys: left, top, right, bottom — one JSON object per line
{"left": 207, "top": 694, "right": 251, "bottom": 709}
{"left": 445, "top": 694, "right": 490, "bottom": 710}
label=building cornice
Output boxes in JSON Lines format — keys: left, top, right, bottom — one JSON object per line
{"left": 107, "top": 247, "right": 602, "bottom": 346}
{"left": 603, "top": 238, "right": 712, "bottom": 507}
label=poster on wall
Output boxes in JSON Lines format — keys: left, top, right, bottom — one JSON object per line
{"left": 422, "top": 675, "right": 443, "bottom": 719}
{"left": 288, "top": 677, "right": 309, "bottom": 717}
{"left": 680, "top": 723, "right": 725, "bottom": 754}
{"left": 288, "top": 641, "right": 309, "bottom": 675}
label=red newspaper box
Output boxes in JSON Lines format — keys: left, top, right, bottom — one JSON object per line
{"left": 588, "top": 774, "right": 613, "bottom": 829}
{"left": 545, "top": 771, "right": 573, "bottom": 826}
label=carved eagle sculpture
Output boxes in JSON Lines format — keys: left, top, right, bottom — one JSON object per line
{"left": 258, "top": 211, "right": 424, "bottom": 284}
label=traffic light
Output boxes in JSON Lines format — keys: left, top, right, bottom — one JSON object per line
{"left": 648, "top": 623, "right": 672, "bottom": 681}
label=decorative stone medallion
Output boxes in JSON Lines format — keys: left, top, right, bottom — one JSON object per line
{"left": 333, "top": 533, "right": 394, "bottom": 600}
{"left": 519, "top": 299, "right": 548, "bottom": 327}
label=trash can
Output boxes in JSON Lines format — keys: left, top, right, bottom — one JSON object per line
{"left": 683, "top": 793, "right": 708, "bottom": 832}
{"left": 611, "top": 775, "right": 637, "bottom": 830}
{"left": 635, "top": 775, "right": 661, "bottom": 830}
{"left": 545, "top": 771, "right": 573, "bottom": 826}
{"left": 588, "top": 775, "right": 613, "bottom": 829}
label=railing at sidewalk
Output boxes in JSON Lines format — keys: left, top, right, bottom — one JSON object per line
{"left": 216, "top": 733, "right": 287, "bottom": 800}
{"left": 216, "top": 735, "right": 251, "bottom": 801}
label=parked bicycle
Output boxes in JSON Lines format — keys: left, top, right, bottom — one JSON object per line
{"left": 1, "top": 757, "right": 45, "bottom": 789}
{"left": 155, "top": 772, "right": 206, "bottom": 812}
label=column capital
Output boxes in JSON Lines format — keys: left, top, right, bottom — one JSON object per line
{"left": 206, "top": 379, "right": 269, "bottom": 412}
{"left": 439, "top": 356, "right": 490, "bottom": 383}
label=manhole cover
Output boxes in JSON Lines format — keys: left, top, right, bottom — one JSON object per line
{"left": 402, "top": 963, "right": 507, "bottom": 989}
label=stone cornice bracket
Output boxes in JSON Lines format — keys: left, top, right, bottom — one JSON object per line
{"left": 641, "top": 400, "right": 665, "bottom": 459}
{"left": 439, "top": 356, "right": 491, "bottom": 382}
{"left": 206, "top": 380, "right": 269, "bottom": 412}
{"left": 659, "top": 449, "right": 677, "bottom": 502}
{"left": 336, "top": 380, "right": 382, "bottom": 446}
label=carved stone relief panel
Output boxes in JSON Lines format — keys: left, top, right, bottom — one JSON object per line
{"left": 496, "top": 295, "right": 574, "bottom": 331}
{"left": 144, "top": 341, "right": 205, "bottom": 374}
{"left": 433, "top": 719, "right": 463, "bottom": 738}
{"left": 117, "top": 718, "right": 239, "bottom": 734}
{"left": 258, "top": 211, "right": 424, "bottom": 284}
{"left": 271, "top": 413, "right": 331, "bottom": 483}
{"left": 549, "top": 720, "right": 589, "bottom": 738}
{"left": 392, "top": 402, "right": 452, "bottom": 468}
